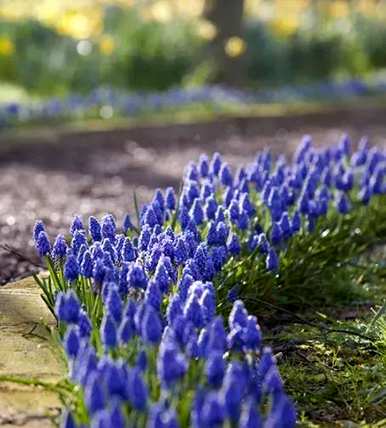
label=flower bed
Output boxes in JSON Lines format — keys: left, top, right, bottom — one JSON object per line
{"left": 32, "top": 135, "right": 385, "bottom": 427}
{"left": 2, "top": 76, "right": 386, "bottom": 128}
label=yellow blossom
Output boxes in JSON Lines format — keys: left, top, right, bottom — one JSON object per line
{"left": 224, "top": 37, "right": 247, "bottom": 58}
{"left": 357, "top": 0, "right": 378, "bottom": 16}
{"left": 57, "top": 10, "right": 102, "bottom": 39}
{"left": 329, "top": 0, "right": 349, "bottom": 18}
{"left": 197, "top": 20, "right": 217, "bottom": 41}
{"left": 148, "top": 1, "right": 172, "bottom": 23}
{"left": 272, "top": 16, "right": 299, "bottom": 36}
{"left": 99, "top": 35, "right": 115, "bottom": 55}
{"left": 0, "top": 37, "right": 14, "bottom": 56}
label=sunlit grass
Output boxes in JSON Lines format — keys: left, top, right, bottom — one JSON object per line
{"left": 0, "top": 81, "right": 34, "bottom": 103}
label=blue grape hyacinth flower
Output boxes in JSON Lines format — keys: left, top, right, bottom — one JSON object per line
{"left": 36, "top": 231, "right": 51, "bottom": 257}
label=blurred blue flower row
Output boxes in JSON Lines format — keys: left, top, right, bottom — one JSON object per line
{"left": 3, "top": 76, "right": 386, "bottom": 128}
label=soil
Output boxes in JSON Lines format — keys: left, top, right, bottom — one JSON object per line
{"left": 1, "top": 104, "right": 386, "bottom": 285}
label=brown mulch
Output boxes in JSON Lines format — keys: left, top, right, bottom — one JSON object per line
{"left": 1, "top": 105, "right": 386, "bottom": 285}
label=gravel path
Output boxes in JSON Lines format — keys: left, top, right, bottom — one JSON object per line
{"left": 1, "top": 105, "right": 386, "bottom": 284}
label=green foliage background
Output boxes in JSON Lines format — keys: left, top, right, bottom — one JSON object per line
{"left": 1, "top": 6, "right": 386, "bottom": 96}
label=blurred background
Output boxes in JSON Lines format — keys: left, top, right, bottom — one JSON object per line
{"left": 1, "top": 0, "right": 386, "bottom": 122}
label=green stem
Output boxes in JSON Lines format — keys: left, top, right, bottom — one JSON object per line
{"left": 0, "top": 375, "right": 72, "bottom": 394}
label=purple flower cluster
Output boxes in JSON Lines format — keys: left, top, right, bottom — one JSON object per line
{"left": 33, "top": 135, "right": 385, "bottom": 427}
{"left": 57, "top": 288, "right": 294, "bottom": 428}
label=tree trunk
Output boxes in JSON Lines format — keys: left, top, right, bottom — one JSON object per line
{"left": 203, "top": 0, "right": 245, "bottom": 86}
